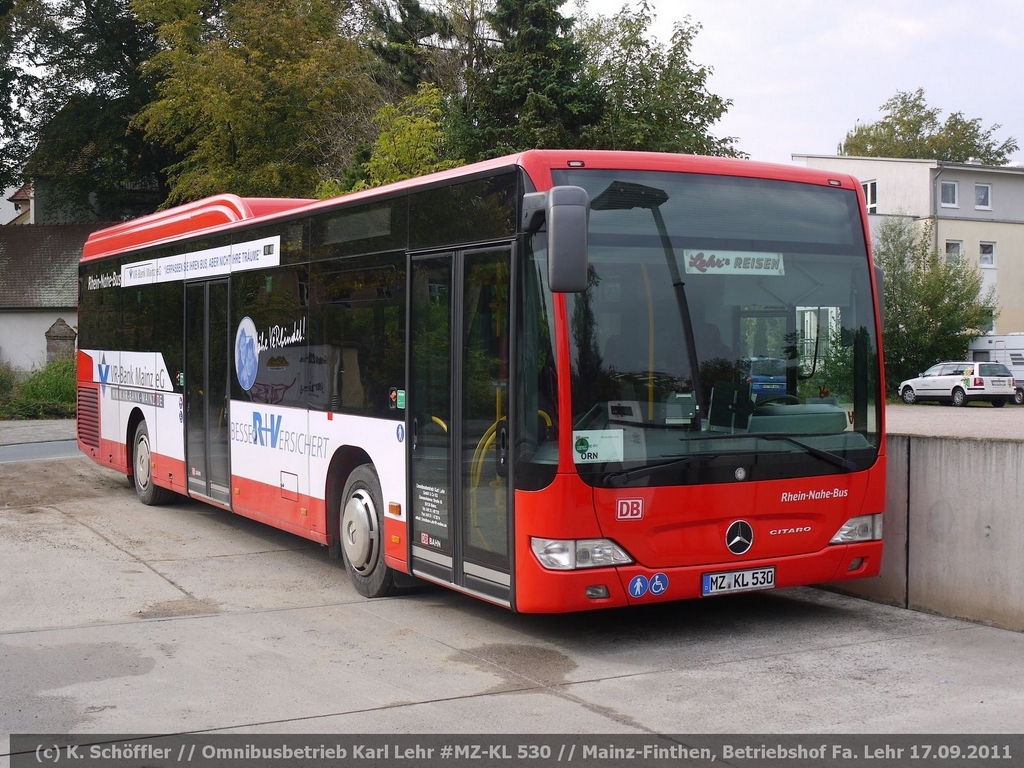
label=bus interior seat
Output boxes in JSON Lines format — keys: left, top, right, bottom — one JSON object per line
{"left": 328, "top": 343, "right": 366, "bottom": 411}
{"left": 708, "top": 381, "right": 753, "bottom": 433}
{"left": 339, "top": 344, "right": 365, "bottom": 409}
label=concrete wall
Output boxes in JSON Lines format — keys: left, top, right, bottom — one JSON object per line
{"left": 837, "top": 434, "right": 1024, "bottom": 632}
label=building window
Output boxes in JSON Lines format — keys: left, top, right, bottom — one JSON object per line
{"left": 980, "top": 242, "right": 996, "bottom": 267}
{"left": 861, "top": 180, "right": 877, "bottom": 214}
{"left": 975, "top": 183, "right": 992, "bottom": 209}
{"left": 945, "top": 240, "right": 963, "bottom": 264}
{"left": 940, "top": 181, "right": 959, "bottom": 207}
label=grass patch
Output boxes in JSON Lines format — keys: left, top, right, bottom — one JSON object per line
{"left": 0, "top": 360, "right": 77, "bottom": 419}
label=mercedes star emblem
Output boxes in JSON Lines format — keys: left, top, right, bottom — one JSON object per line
{"left": 726, "top": 520, "right": 753, "bottom": 555}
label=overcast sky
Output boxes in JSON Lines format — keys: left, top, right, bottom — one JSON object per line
{"left": 581, "top": 0, "right": 1024, "bottom": 166}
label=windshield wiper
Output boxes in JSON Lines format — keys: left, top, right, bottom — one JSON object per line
{"left": 603, "top": 435, "right": 856, "bottom": 487}
{"left": 604, "top": 454, "right": 725, "bottom": 487}
{"left": 757, "top": 434, "right": 857, "bottom": 472}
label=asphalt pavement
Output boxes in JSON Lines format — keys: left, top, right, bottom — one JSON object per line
{"left": 885, "top": 401, "right": 1024, "bottom": 439}
{"left": 2, "top": 414, "right": 1023, "bottom": 754}
{"left": 0, "top": 419, "right": 78, "bottom": 464}
{"left": 0, "top": 418, "right": 76, "bottom": 446}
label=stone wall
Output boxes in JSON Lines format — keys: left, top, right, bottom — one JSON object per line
{"left": 45, "top": 317, "right": 77, "bottom": 364}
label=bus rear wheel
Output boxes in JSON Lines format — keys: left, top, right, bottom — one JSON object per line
{"left": 133, "top": 420, "right": 174, "bottom": 505}
{"left": 339, "top": 464, "right": 397, "bottom": 598}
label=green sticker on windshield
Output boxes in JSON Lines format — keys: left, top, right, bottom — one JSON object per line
{"left": 572, "top": 430, "right": 624, "bottom": 463}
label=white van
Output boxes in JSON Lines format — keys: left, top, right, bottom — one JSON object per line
{"left": 968, "top": 334, "right": 1024, "bottom": 405}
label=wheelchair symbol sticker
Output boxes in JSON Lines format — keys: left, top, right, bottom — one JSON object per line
{"left": 650, "top": 572, "right": 669, "bottom": 595}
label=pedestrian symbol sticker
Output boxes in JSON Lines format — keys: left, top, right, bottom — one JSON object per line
{"left": 629, "top": 575, "right": 649, "bottom": 597}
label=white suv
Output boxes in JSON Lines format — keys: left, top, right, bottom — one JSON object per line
{"left": 899, "top": 361, "right": 1015, "bottom": 407}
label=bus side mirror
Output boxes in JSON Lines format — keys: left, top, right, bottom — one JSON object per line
{"left": 523, "top": 186, "right": 590, "bottom": 293}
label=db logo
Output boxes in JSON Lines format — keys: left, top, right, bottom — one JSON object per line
{"left": 616, "top": 499, "right": 644, "bottom": 520}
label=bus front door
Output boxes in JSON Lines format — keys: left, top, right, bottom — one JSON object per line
{"left": 408, "top": 247, "right": 513, "bottom": 606}
{"left": 185, "top": 280, "right": 232, "bottom": 504}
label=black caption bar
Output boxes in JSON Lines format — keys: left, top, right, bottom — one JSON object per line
{"left": 10, "top": 734, "right": 1024, "bottom": 768}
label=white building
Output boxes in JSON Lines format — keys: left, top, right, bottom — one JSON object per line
{"left": 793, "top": 155, "right": 1024, "bottom": 334}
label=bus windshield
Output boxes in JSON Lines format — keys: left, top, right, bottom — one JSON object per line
{"left": 552, "top": 168, "right": 881, "bottom": 488}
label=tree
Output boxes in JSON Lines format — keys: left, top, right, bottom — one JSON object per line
{"left": 132, "top": 0, "right": 381, "bottom": 203}
{"left": 456, "top": 0, "right": 604, "bottom": 160}
{"left": 425, "top": 0, "right": 499, "bottom": 115}
{"left": 1, "top": 0, "right": 173, "bottom": 217}
{"left": 1, "top": 0, "right": 39, "bottom": 189}
{"left": 578, "top": 1, "right": 740, "bottom": 156}
{"left": 317, "top": 82, "right": 461, "bottom": 195}
{"left": 839, "top": 88, "right": 1018, "bottom": 165}
{"left": 874, "top": 215, "right": 996, "bottom": 393}
{"left": 365, "top": 0, "right": 455, "bottom": 94}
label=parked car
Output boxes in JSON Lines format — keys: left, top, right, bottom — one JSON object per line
{"left": 898, "top": 361, "right": 1015, "bottom": 407}
{"left": 741, "top": 356, "right": 788, "bottom": 401}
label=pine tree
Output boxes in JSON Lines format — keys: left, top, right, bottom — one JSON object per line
{"left": 458, "top": 0, "right": 604, "bottom": 160}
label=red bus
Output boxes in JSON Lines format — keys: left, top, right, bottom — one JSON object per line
{"left": 76, "top": 150, "right": 885, "bottom": 613}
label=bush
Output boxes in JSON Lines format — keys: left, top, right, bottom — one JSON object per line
{"left": 18, "top": 359, "right": 76, "bottom": 402}
{"left": 0, "top": 360, "right": 19, "bottom": 400}
{"left": 0, "top": 360, "right": 77, "bottom": 419}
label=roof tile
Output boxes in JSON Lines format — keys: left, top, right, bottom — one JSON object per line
{"left": 0, "top": 225, "right": 111, "bottom": 309}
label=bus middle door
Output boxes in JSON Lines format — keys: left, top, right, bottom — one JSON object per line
{"left": 184, "top": 279, "right": 232, "bottom": 504}
{"left": 408, "top": 246, "right": 513, "bottom": 606}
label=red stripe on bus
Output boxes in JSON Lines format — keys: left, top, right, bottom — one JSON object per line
{"left": 229, "top": 475, "right": 329, "bottom": 545}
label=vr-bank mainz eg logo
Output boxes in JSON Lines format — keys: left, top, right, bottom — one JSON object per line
{"left": 97, "top": 354, "right": 111, "bottom": 396}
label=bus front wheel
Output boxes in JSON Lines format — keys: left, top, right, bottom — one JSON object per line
{"left": 339, "top": 464, "right": 398, "bottom": 598}
{"left": 133, "top": 420, "right": 174, "bottom": 505}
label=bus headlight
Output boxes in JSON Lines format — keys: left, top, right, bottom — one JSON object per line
{"left": 830, "top": 514, "right": 883, "bottom": 543}
{"left": 531, "top": 537, "right": 633, "bottom": 570}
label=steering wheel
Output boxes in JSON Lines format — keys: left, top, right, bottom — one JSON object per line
{"left": 756, "top": 394, "right": 801, "bottom": 406}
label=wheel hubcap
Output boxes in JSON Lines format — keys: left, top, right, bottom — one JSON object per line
{"left": 341, "top": 489, "right": 378, "bottom": 575}
{"left": 136, "top": 435, "right": 151, "bottom": 490}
